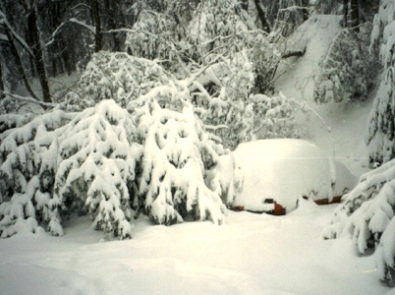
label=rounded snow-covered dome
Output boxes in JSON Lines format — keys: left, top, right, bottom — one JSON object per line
{"left": 232, "top": 139, "right": 335, "bottom": 213}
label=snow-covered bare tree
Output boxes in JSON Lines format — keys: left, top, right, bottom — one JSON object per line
{"left": 313, "top": 28, "right": 369, "bottom": 104}
{"left": 64, "top": 51, "right": 175, "bottom": 110}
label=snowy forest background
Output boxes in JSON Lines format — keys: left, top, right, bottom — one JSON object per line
{"left": 2, "top": 0, "right": 395, "bottom": 293}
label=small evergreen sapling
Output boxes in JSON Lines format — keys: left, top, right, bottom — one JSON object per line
{"left": 323, "top": 159, "right": 395, "bottom": 285}
{"left": 129, "top": 79, "right": 226, "bottom": 225}
{"left": 55, "top": 100, "right": 142, "bottom": 239}
{"left": 0, "top": 110, "right": 74, "bottom": 237}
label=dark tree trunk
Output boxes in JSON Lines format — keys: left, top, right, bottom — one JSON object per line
{"left": 26, "top": 6, "right": 51, "bottom": 103}
{"left": 241, "top": 0, "right": 248, "bottom": 11}
{"left": 254, "top": 0, "right": 271, "bottom": 33}
{"left": 104, "top": 0, "right": 121, "bottom": 51}
{"left": 350, "top": 0, "right": 360, "bottom": 32}
{"left": 302, "top": 0, "right": 309, "bottom": 21}
{"left": 59, "top": 36, "right": 72, "bottom": 75}
{"left": 343, "top": 0, "right": 349, "bottom": 28}
{"left": 4, "top": 27, "right": 38, "bottom": 100}
{"left": 0, "top": 61, "right": 4, "bottom": 98}
{"left": 90, "top": 0, "right": 102, "bottom": 52}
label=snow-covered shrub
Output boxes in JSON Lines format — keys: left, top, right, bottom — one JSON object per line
{"left": 0, "top": 110, "right": 75, "bottom": 237}
{"left": 65, "top": 52, "right": 172, "bottom": 109}
{"left": 323, "top": 160, "right": 395, "bottom": 285}
{"left": 124, "top": 10, "right": 184, "bottom": 70}
{"left": 187, "top": 0, "right": 253, "bottom": 61}
{"left": 314, "top": 29, "right": 369, "bottom": 104}
{"left": 247, "top": 93, "right": 300, "bottom": 141}
{"left": 194, "top": 51, "right": 254, "bottom": 150}
{"left": 128, "top": 77, "right": 227, "bottom": 225}
{"left": 367, "top": 0, "right": 395, "bottom": 164}
{"left": 0, "top": 100, "right": 142, "bottom": 239}
{"left": 55, "top": 100, "right": 142, "bottom": 239}
{"left": 274, "top": 0, "right": 309, "bottom": 37}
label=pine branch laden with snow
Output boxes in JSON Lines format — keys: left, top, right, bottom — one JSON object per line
{"left": 129, "top": 79, "right": 227, "bottom": 226}
{"left": 314, "top": 28, "right": 369, "bottom": 104}
{"left": 65, "top": 52, "right": 172, "bottom": 110}
{"left": 323, "top": 158, "right": 395, "bottom": 285}
{"left": 55, "top": 100, "right": 142, "bottom": 239}
{"left": 0, "top": 110, "right": 74, "bottom": 238}
{"left": 367, "top": 0, "right": 395, "bottom": 164}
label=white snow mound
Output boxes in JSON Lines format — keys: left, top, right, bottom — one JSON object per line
{"left": 231, "top": 139, "right": 335, "bottom": 213}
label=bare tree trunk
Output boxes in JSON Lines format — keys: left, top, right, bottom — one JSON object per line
{"left": 254, "top": 0, "right": 271, "bottom": 33}
{"left": 0, "top": 61, "right": 4, "bottom": 98}
{"left": 350, "top": 0, "right": 359, "bottom": 32}
{"left": 302, "top": 0, "right": 309, "bottom": 21}
{"left": 343, "top": 0, "right": 349, "bottom": 27}
{"left": 241, "top": 0, "right": 248, "bottom": 11}
{"left": 26, "top": 5, "right": 51, "bottom": 103}
{"left": 4, "top": 27, "right": 38, "bottom": 99}
{"left": 104, "top": 0, "right": 121, "bottom": 51}
{"left": 90, "top": 0, "right": 102, "bottom": 52}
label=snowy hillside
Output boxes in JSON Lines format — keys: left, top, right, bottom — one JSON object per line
{"left": 276, "top": 15, "right": 374, "bottom": 177}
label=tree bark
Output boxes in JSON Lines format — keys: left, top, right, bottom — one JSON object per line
{"left": 254, "top": 0, "right": 271, "bottom": 33}
{"left": 301, "top": 0, "right": 309, "bottom": 21}
{"left": 241, "top": 0, "right": 248, "bottom": 11}
{"left": 90, "top": 0, "right": 102, "bottom": 52}
{"left": 26, "top": 5, "right": 51, "bottom": 103}
{"left": 0, "top": 60, "right": 4, "bottom": 99}
{"left": 4, "top": 27, "right": 38, "bottom": 100}
{"left": 343, "top": 0, "right": 349, "bottom": 28}
{"left": 104, "top": 0, "right": 121, "bottom": 51}
{"left": 350, "top": 0, "right": 359, "bottom": 32}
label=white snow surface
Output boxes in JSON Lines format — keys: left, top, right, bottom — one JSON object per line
{"left": 0, "top": 204, "right": 388, "bottom": 295}
{"left": 232, "top": 139, "right": 334, "bottom": 212}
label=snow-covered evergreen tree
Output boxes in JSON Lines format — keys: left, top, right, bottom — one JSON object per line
{"left": 0, "top": 100, "right": 142, "bottom": 240}
{"left": 367, "top": 0, "right": 395, "bottom": 164}
{"left": 323, "top": 159, "right": 395, "bottom": 285}
{"left": 128, "top": 74, "right": 227, "bottom": 225}
{"left": 0, "top": 110, "right": 74, "bottom": 237}
{"left": 324, "top": 2, "right": 395, "bottom": 285}
{"left": 55, "top": 99, "right": 141, "bottom": 239}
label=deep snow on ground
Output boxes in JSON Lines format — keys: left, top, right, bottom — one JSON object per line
{"left": 0, "top": 15, "right": 391, "bottom": 295}
{"left": 0, "top": 202, "right": 389, "bottom": 295}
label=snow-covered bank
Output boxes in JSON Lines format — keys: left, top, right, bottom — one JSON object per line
{"left": 0, "top": 203, "right": 389, "bottom": 295}
{"left": 275, "top": 15, "right": 374, "bottom": 177}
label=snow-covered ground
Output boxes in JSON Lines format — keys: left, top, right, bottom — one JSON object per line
{"left": 0, "top": 202, "right": 389, "bottom": 295}
{"left": 0, "top": 15, "right": 391, "bottom": 295}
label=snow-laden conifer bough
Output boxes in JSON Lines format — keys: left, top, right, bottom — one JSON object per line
{"left": 0, "top": 52, "right": 229, "bottom": 240}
